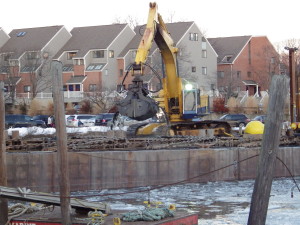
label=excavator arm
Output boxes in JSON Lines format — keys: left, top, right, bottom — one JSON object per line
{"left": 117, "top": 2, "right": 183, "bottom": 122}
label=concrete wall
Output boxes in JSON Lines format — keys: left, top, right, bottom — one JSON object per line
{"left": 6, "top": 147, "right": 300, "bottom": 192}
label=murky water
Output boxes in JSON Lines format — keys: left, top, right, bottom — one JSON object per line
{"left": 71, "top": 177, "right": 300, "bottom": 224}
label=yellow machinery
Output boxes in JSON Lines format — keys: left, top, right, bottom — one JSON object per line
{"left": 117, "top": 2, "right": 231, "bottom": 136}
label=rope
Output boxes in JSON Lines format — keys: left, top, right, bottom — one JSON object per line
{"left": 5, "top": 203, "right": 55, "bottom": 225}
{"left": 121, "top": 207, "right": 174, "bottom": 222}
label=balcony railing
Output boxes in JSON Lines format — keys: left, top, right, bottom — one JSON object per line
{"left": 10, "top": 91, "right": 86, "bottom": 100}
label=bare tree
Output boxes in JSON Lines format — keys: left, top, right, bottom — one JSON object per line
{"left": 276, "top": 39, "right": 300, "bottom": 76}
{"left": 85, "top": 86, "right": 122, "bottom": 113}
{"left": 112, "top": 15, "right": 140, "bottom": 29}
{"left": 25, "top": 51, "right": 52, "bottom": 99}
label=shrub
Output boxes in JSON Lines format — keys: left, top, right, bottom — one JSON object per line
{"left": 227, "top": 97, "right": 240, "bottom": 113}
{"left": 244, "top": 96, "right": 258, "bottom": 114}
{"left": 213, "top": 97, "right": 228, "bottom": 113}
{"left": 65, "top": 102, "right": 76, "bottom": 115}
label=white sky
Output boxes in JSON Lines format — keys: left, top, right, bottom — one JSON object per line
{"left": 1, "top": 0, "right": 299, "bottom": 45}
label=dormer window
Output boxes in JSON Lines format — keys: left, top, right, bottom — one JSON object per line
{"left": 93, "top": 50, "right": 104, "bottom": 58}
{"left": 67, "top": 52, "right": 77, "bottom": 60}
{"left": 27, "top": 52, "right": 39, "bottom": 60}
{"left": 222, "top": 55, "right": 233, "bottom": 63}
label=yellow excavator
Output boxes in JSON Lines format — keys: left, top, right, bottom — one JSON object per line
{"left": 116, "top": 2, "right": 231, "bottom": 136}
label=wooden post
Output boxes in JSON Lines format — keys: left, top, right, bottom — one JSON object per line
{"left": 0, "top": 82, "right": 8, "bottom": 224}
{"left": 247, "top": 75, "right": 289, "bottom": 225}
{"left": 51, "top": 61, "right": 71, "bottom": 225}
{"left": 287, "top": 47, "right": 298, "bottom": 122}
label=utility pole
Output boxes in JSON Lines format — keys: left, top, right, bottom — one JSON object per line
{"left": 247, "top": 75, "right": 289, "bottom": 225}
{"left": 51, "top": 61, "right": 71, "bottom": 225}
{"left": 285, "top": 47, "right": 298, "bottom": 123}
{"left": 0, "top": 82, "right": 8, "bottom": 224}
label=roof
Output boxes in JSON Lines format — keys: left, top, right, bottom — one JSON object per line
{"left": 207, "top": 36, "right": 252, "bottom": 64}
{"left": 0, "top": 25, "right": 64, "bottom": 59}
{"left": 118, "top": 21, "right": 194, "bottom": 57}
{"left": 4, "top": 76, "right": 21, "bottom": 85}
{"left": 242, "top": 80, "right": 257, "bottom": 85}
{"left": 55, "top": 24, "right": 127, "bottom": 59}
{"left": 66, "top": 75, "right": 87, "bottom": 84}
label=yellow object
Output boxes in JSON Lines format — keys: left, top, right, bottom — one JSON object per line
{"left": 169, "top": 204, "right": 176, "bottom": 210}
{"left": 244, "top": 121, "right": 264, "bottom": 134}
{"left": 291, "top": 123, "right": 297, "bottom": 130}
{"left": 113, "top": 217, "right": 121, "bottom": 225}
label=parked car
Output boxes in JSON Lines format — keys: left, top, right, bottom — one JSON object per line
{"left": 32, "top": 115, "right": 50, "bottom": 125}
{"left": 219, "top": 114, "right": 250, "bottom": 128}
{"left": 95, "top": 113, "right": 115, "bottom": 126}
{"left": 252, "top": 115, "right": 267, "bottom": 124}
{"left": 5, "top": 114, "right": 47, "bottom": 129}
{"left": 66, "top": 114, "right": 96, "bottom": 127}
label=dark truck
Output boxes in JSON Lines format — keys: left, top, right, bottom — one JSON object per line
{"left": 5, "top": 114, "right": 47, "bottom": 129}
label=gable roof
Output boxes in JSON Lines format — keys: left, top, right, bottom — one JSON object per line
{"left": 0, "top": 25, "right": 64, "bottom": 59}
{"left": 55, "top": 24, "right": 127, "bottom": 59}
{"left": 207, "top": 35, "right": 252, "bottom": 64}
{"left": 118, "top": 21, "right": 194, "bottom": 57}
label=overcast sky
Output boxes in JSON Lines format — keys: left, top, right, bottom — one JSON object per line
{"left": 1, "top": 0, "right": 299, "bottom": 45}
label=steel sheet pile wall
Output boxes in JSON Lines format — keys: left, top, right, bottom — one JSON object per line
{"left": 6, "top": 147, "right": 300, "bottom": 192}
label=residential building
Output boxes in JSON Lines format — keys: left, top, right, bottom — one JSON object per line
{"left": 208, "top": 35, "right": 280, "bottom": 97}
{"left": 54, "top": 24, "right": 135, "bottom": 102}
{"left": 118, "top": 22, "right": 218, "bottom": 96}
{"left": 0, "top": 25, "right": 72, "bottom": 104}
{"left": 0, "top": 28, "right": 9, "bottom": 48}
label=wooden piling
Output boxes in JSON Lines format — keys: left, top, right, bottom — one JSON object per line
{"left": 51, "top": 61, "right": 71, "bottom": 225}
{"left": 247, "top": 75, "right": 289, "bottom": 225}
{"left": 0, "top": 82, "right": 8, "bottom": 224}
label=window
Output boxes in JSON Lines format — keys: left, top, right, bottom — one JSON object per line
{"left": 89, "top": 84, "right": 97, "bottom": 92}
{"left": 17, "top": 31, "right": 26, "bottom": 37}
{"left": 119, "top": 69, "right": 123, "bottom": 77}
{"left": 189, "top": 33, "right": 199, "bottom": 41}
{"left": 192, "top": 66, "right": 196, "bottom": 72}
{"left": 75, "top": 59, "right": 84, "bottom": 65}
{"left": 237, "top": 71, "right": 241, "bottom": 78}
{"left": 62, "top": 65, "right": 73, "bottom": 72}
{"left": 132, "top": 50, "right": 137, "bottom": 58}
{"left": 218, "top": 71, "right": 224, "bottom": 78}
{"left": 75, "top": 84, "right": 80, "bottom": 91}
{"left": 4, "top": 54, "right": 10, "bottom": 61}
{"left": 63, "top": 85, "right": 67, "bottom": 91}
{"left": 27, "top": 52, "right": 38, "bottom": 60}
{"left": 202, "top": 37, "right": 207, "bottom": 49}
{"left": 271, "top": 57, "right": 275, "bottom": 64}
{"left": 222, "top": 55, "right": 232, "bottom": 63}
{"left": 237, "top": 86, "right": 241, "bottom": 92}
{"left": 109, "top": 50, "right": 114, "bottom": 58}
{"left": 202, "top": 67, "right": 207, "bottom": 75}
{"left": 194, "top": 33, "right": 198, "bottom": 41}
{"left": 202, "top": 50, "right": 207, "bottom": 58}
{"left": 247, "top": 71, "right": 251, "bottom": 78}
{"left": 24, "top": 85, "right": 31, "bottom": 92}
{"left": 86, "top": 64, "right": 104, "bottom": 71}
{"left": 93, "top": 50, "right": 104, "bottom": 58}
{"left": 67, "top": 52, "right": 77, "bottom": 60}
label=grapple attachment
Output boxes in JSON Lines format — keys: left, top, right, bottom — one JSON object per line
{"left": 117, "top": 76, "right": 159, "bottom": 121}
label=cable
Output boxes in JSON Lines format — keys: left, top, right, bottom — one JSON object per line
{"left": 276, "top": 156, "right": 300, "bottom": 193}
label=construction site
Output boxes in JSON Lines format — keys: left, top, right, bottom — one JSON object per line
{"left": 1, "top": 2, "right": 300, "bottom": 225}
